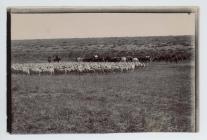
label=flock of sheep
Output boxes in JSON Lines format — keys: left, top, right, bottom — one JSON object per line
{"left": 11, "top": 62, "right": 145, "bottom": 75}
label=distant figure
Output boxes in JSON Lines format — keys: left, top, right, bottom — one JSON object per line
{"left": 126, "top": 56, "right": 133, "bottom": 62}
{"left": 121, "top": 57, "right": 127, "bottom": 62}
{"left": 145, "top": 56, "right": 151, "bottom": 62}
{"left": 77, "top": 57, "right": 83, "bottom": 62}
{"left": 94, "top": 55, "right": 98, "bottom": 59}
{"left": 106, "top": 56, "right": 121, "bottom": 62}
{"left": 48, "top": 56, "right": 52, "bottom": 63}
{"left": 53, "top": 55, "right": 61, "bottom": 62}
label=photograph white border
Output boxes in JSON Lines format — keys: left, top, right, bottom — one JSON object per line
{"left": 0, "top": 0, "right": 206, "bottom": 140}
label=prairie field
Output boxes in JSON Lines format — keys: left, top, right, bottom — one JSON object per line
{"left": 11, "top": 62, "right": 195, "bottom": 133}
{"left": 10, "top": 36, "right": 196, "bottom": 133}
{"left": 11, "top": 36, "right": 194, "bottom": 63}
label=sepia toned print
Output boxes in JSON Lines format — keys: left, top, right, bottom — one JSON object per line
{"left": 8, "top": 7, "right": 197, "bottom": 133}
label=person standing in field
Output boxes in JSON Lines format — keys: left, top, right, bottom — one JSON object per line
{"left": 48, "top": 56, "right": 52, "bottom": 63}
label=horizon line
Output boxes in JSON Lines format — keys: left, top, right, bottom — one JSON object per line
{"left": 11, "top": 34, "right": 194, "bottom": 41}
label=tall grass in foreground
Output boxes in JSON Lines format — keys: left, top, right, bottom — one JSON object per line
{"left": 11, "top": 62, "right": 195, "bottom": 133}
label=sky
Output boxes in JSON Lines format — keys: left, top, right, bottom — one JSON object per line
{"left": 11, "top": 13, "right": 195, "bottom": 40}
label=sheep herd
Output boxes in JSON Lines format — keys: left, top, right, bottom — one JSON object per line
{"left": 11, "top": 62, "right": 146, "bottom": 75}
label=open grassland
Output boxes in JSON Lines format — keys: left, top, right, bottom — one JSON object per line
{"left": 10, "top": 36, "right": 196, "bottom": 133}
{"left": 11, "top": 36, "right": 194, "bottom": 63}
{"left": 11, "top": 62, "right": 195, "bottom": 133}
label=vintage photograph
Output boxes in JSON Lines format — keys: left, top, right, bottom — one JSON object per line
{"left": 8, "top": 7, "right": 197, "bottom": 133}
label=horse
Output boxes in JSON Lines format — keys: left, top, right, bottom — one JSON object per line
{"left": 53, "top": 55, "right": 61, "bottom": 62}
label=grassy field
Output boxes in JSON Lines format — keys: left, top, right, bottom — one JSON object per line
{"left": 11, "top": 36, "right": 194, "bottom": 63}
{"left": 11, "top": 62, "right": 195, "bottom": 133}
{"left": 10, "top": 36, "right": 196, "bottom": 133}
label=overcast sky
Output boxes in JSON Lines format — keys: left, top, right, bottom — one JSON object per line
{"left": 11, "top": 13, "right": 195, "bottom": 40}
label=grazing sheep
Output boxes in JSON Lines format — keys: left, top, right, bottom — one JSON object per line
{"left": 121, "top": 57, "right": 127, "bottom": 62}
{"left": 21, "top": 67, "right": 30, "bottom": 75}
{"left": 41, "top": 67, "right": 54, "bottom": 75}
{"left": 11, "top": 61, "right": 146, "bottom": 75}
{"left": 132, "top": 57, "right": 139, "bottom": 62}
{"left": 54, "top": 68, "right": 66, "bottom": 74}
{"left": 11, "top": 65, "right": 22, "bottom": 74}
{"left": 30, "top": 67, "right": 42, "bottom": 75}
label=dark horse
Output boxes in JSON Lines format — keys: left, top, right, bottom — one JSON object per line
{"left": 53, "top": 55, "right": 61, "bottom": 62}
{"left": 104, "top": 56, "right": 121, "bottom": 62}
{"left": 83, "top": 55, "right": 105, "bottom": 62}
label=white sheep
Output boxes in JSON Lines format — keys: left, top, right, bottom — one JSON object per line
{"left": 11, "top": 61, "right": 146, "bottom": 75}
{"left": 132, "top": 57, "right": 139, "bottom": 62}
{"left": 121, "top": 57, "right": 127, "bottom": 62}
{"left": 30, "top": 67, "right": 42, "bottom": 75}
{"left": 21, "top": 67, "right": 30, "bottom": 75}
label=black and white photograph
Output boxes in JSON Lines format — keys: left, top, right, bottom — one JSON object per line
{"left": 8, "top": 7, "right": 198, "bottom": 133}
